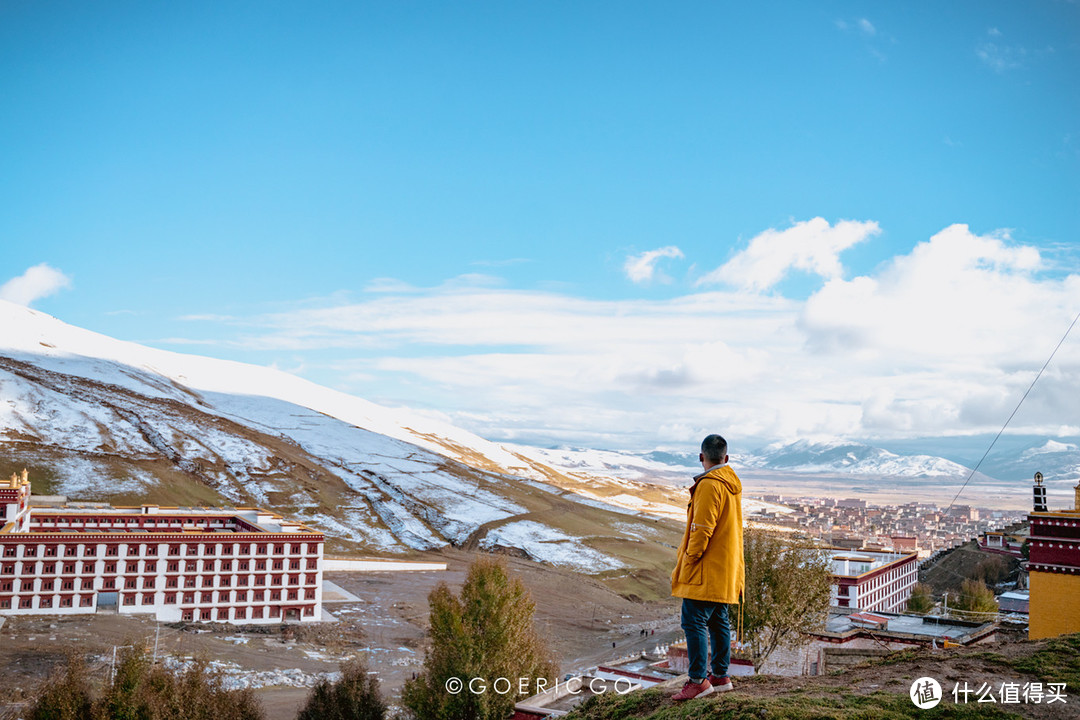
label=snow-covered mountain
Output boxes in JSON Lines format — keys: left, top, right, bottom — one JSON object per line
{"left": 512, "top": 439, "right": 980, "bottom": 485}
{"left": 1000, "top": 439, "right": 1080, "bottom": 485}
{"left": 740, "top": 439, "right": 974, "bottom": 478}
{"left": 0, "top": 300, "right": 689, "bottom": 575}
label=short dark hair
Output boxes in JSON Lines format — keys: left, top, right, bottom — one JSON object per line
{"left": 701, "top": 434, "right": 728, "bottom": 464}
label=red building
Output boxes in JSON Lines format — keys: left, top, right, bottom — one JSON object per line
{"left": 828, "top": 549, "right": 918, "bottom": 612}
{"left": 1, "top": 471, "right": 324, "bottom": 624}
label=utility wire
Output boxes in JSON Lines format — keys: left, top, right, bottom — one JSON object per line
{"left": 946, "top": 307, "right": 1080, "bottom": 513}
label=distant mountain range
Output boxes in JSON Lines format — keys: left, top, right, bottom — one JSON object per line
{"left": 510, "top": 437, "right": 1079, "bottom": 508}
{"left": 742, "top": 439, "right": 972, "bottom": 477}
{"left": 521, "top": 440, "right": 984, "bottom": 483}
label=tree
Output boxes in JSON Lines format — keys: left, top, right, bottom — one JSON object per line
{"left": 98, "top": 647, "right": 263, "bottom": 720}
{"left": 401, "top": 557, "right": 557, "bottom": 720}
{"left": 949, "top": 579, "right": 998, "bottom": 619}
{"left": 974, "top": 556, "right": 1011, "bottom": 586}
{"left": 297, "top": 658, "right": 386, "bottom": 720}
{"left": 740, "top": 527, "right": 833, "bottom": 671}
{"left": 25, "top": 646, "right": 263, "bottom": 720}
{"left": 906, "top": 582, "right": 935, "bottom": 615}
{"left": 27, "top": 652, "right": 94, "bottom": 720}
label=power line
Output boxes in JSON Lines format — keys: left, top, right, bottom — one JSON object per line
{"left": 946, "top": 307, "right": 1080, "bottom": 513}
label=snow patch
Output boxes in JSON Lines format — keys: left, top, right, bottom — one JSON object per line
{"left": 479, "top": 520, "right": 624, "bottom": 573}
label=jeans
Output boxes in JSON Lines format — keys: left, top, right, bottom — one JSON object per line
{"left": 680, "top": 598, "right": 731, "bottom": 681}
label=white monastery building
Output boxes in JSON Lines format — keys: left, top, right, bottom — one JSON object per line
{"left": 827, "top": 548, "right": 918, "bottom": 613}
{"left": 1, "top": 471, "right": 324, "bottom": 624}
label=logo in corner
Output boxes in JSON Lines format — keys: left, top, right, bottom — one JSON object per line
{"left": 910, "top": 677, "right": 942, "bottom": 709}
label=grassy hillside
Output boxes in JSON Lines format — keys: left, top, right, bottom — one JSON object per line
{"left": 565, "top": 633, "right": 1080, "bottom": 720}
{"left": 920, "top": 540, "right": 1022, "bottom": 596}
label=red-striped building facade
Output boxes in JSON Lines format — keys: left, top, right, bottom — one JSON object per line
{"left": 828, "top": 549, "right": 918, "bottom": 613}
{"left": 1, "top": 471, "right": 324, "bottom": 624}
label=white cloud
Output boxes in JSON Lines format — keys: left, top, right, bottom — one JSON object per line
{"left": 0, "top": 264, "right": 72, "bottom": 307}
{"left": 698, "top": 218, "right": 880, "bottom": 292}
{"left": 800, "top": 224, "right": 1076, "bottom": 435}
{"left": 800, "top": 224, "right": 1043, "bottom": 360}
{"left": 977, "top": 42, "right": 1026, "bottom": 72}
{"left": 185, "top": 225, "right": 1080, "bottom": 449}
{"left": 623, "top": 246, "right": 685, "bottom": 284}
{"left": 858, "top": 18, "right": 876, "bottom": 36}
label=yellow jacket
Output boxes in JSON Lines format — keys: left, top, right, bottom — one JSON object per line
{"left": 671, "top": 464, "right": 745, "bottom": 604}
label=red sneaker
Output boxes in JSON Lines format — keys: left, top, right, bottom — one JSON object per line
{"left": 671, "top": 678, "right": 714, "bottom": 701}
{"left": 707, "top": 674, "right": 733, "bottom": 692}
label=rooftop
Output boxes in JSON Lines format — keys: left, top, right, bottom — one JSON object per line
{"left": 821, "top": 610, "right": 994, "bottom": 641}
{"left": 2, "top": 470, "right": 29, "bottom": 490}
{"left": 826, "top": 548, "right": 915, "bottom": 578}
{"left": 6, "top": 506, "right": 319, "bottom": 537}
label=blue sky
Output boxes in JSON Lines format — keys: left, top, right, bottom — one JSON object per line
{"left": 2, "top": 1, "right": 1079, "bottom": 452}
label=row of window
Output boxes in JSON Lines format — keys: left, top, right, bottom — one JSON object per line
{"left": 2, "top": 557, "right": 317, "bottom": 574}
{"left": 857, "top": 577, "right": 915, "bottom": 610}
{"left": 2, "top": 542, "right": 320, "bottom": 559}
{"left": 35, "top": 516, "right": 236, "bottom": 527}
{"left": 859, "top": 562, "right": 915, "bottom": 594}
{"left": 181, "top": 605, "right": 316, "bottom": 622}
{"left": 0, "top": 590, "right": 318, "bottom": 611}
{"left": 0, "top": 595, "right": 91, "bottom": 609}
{"left": 2, "top": 573, "right": 319, "bottom": 593}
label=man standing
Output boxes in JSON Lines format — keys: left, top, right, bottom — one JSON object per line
{"left": 670, "top": 434, "right": 745, "bottom": 701}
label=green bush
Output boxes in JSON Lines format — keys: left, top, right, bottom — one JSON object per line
{"left": 26, "top": 645, "right": 264, "bottom": 720}
{"left": 741, "top": 528, "right": 833, "bottom": 670}
{"left": 29, "top": 652, "right": 94, "bottom": 720}
{"left": 905, "top": 582, "right": 935, "bottom": 615}
{"left": 297, "top": 658, "right": 386, "bottom": 720}
{"left": 949, "top": 579, "right": 998, "bottom": 619}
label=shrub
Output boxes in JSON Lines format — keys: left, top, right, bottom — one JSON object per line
{"left": 949, "top": 579, "right": 999, "bottom": 619}
{"left": 25, "top": 645, "right": 263, "bottom": 720}
{"left": 28, "top": 652, "right": 94, "bottom": 720}
{"left": 297, "top": 658, "right": 386, "bottom": 720}
{"left": 906, "top": 583, "right": 935, "bottom": 615}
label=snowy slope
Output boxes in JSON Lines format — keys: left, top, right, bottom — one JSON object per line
{"left": 506, "top": 444, "right": 793, "bottom": 517}
{"left": 507, "top": 444, "right": 697, "bottom": 486}
{"left": 5, "top": 300, "right": 1045, "bottom": 568}
{"left": 0, "top": 300, "right": 662, "bottom": 571}
{"left": 0, "top": 301, "right": 535, "bottom": 476}
{"left": 1001, "top": 439, "right": 1080, "bottom": 485}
